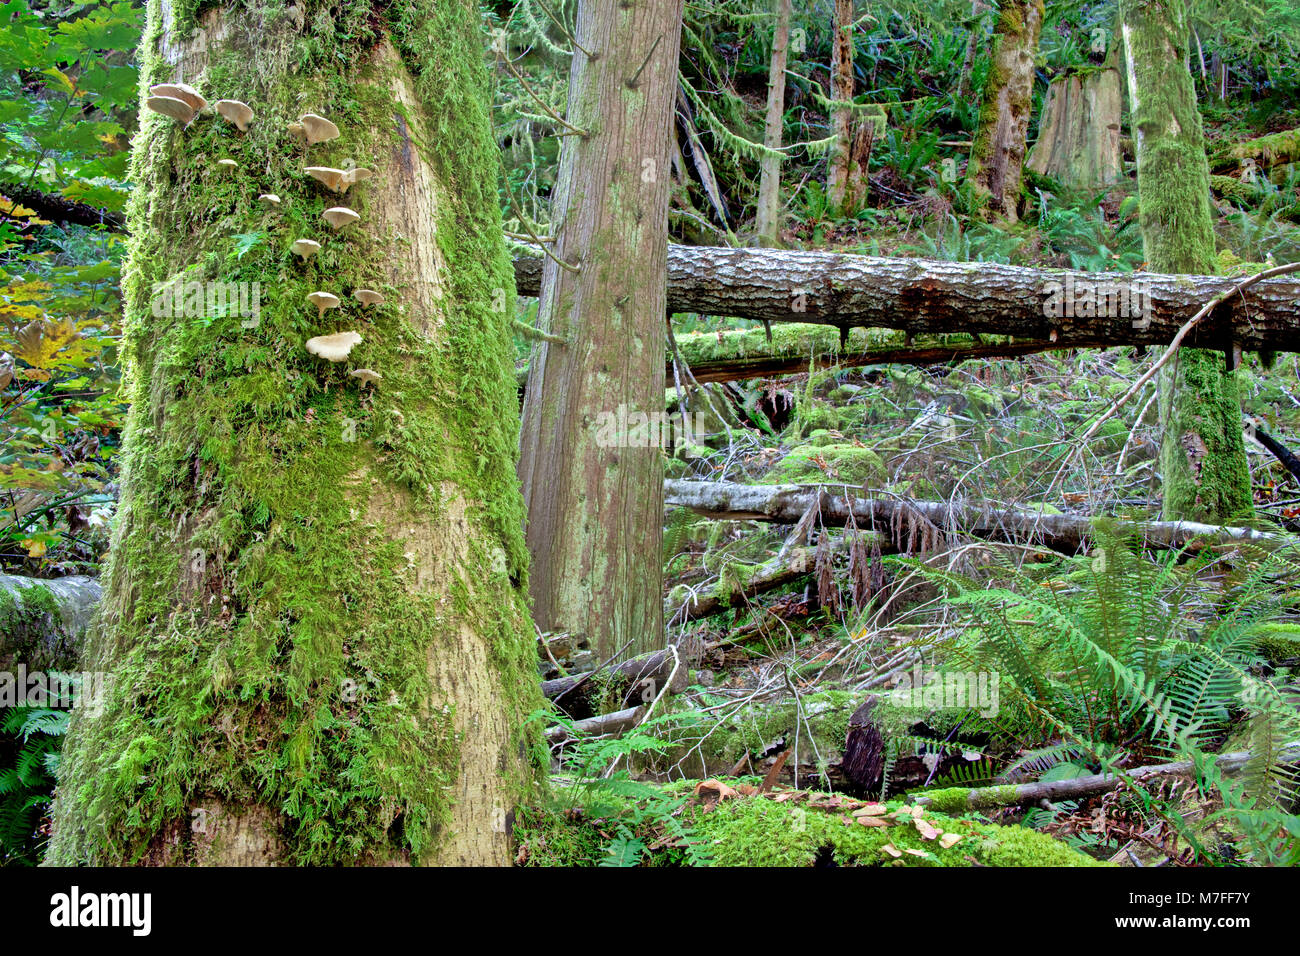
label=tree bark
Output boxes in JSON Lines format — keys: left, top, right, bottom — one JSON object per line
{"left": 517, "top": 0, "right": 684, "bottom": 660}
{"left": 966, "top": 0, "right": 1044, "bottom": 220}
{"left": 754, "top": 0, "right": 792, "bottom": 246}
{"left": 1121, "top": 0, "right": 1253, "bottom": 524}
{"left": 664, "top": 479, "right": 1291, "bottom": 554}
{"left": 1025, "top": 68, "right": 1123, "bottom": 188}
{"left": 47, "top": 0, "right": 541, "bottom": 866}
{"left": 825, "top": 0, "right": 855, "bottom": 213}
{"left": 513, "top": 244, "right": 1300, "bottom": 351}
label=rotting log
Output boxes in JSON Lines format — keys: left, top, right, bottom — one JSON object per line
{"left": 664, "top": 479, "right": 1294, "bottom": 554}
{"left": 513, "top": 244, "right": 1300, "bottom": 351}
{"left": 543, "top": 644, "right": 695, "bottom": 717}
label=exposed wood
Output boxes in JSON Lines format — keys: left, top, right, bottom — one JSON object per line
{"left": 664, "top": 478, "right": 1294, "bottom": 554}
{"left": 910, "top": 742, "right": 1300, "bottom": 810}
{"left": 1025, "top": 68, "right": 1123, "bottom": 188}
{"left": 513, "top": 244, "right": 1300, "bottom": 352}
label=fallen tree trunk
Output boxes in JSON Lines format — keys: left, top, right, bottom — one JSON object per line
{"left": 664, "top": 479, "right": 1294, "bottom": 554}
{"left": 543, "top": 644, "right": 693, "bottom": 716}
{"left": 910, "top": 742, "right": 1300, "bottom": 810}
{"left": 666, "top": 542, "right": 833, "bottom": 625}
{"left": 545, "top": 706, "right": 645, "bottom": 744}
{"left": 0, "top": 574, "right": 101, "bottom": 671}
{"left": 513, "top": 244, "right": 1300, "bottom": 351}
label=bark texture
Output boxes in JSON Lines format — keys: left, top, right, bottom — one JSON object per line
{"left": 513, "top": 244, "right": 1300, "bottom": 351}
{"left": 825, "top": 0, "right": 855, "bottom": 213}
{"left": 1026, "top": 68, "right": 1123, "bottom": 188}
{"left": 1121, "top": 0, "right": 1253, "bottom": 523}
{"left": 967, "top": 0, "right": 1044, "bottom": 220}
{"left": 47, "top": 0, "right": 541, "bottom": 866}
{"left": 754, "top": 0, "right": 792, "bottom": 245}
{"left": 517, "top": 0, "right": 684, "bottom": 659}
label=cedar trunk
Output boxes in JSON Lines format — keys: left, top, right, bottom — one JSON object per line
{"left": 826, "top": 0, "right": 855, "bottom": 213}
{"left": 1120, "top": 0, "right": 1253, "bottom": 523}
{"left": 755, "top": 0, "right": 793, "bottom": 246}
{"left": 47, "top": 0, "right": 541, "bottom": 865}
{"left": 517, "top": 0, "right": 685, "bottom": 659}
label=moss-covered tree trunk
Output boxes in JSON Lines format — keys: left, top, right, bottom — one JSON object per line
{"left": 966, "top": 0, "right": 1044, "bottom": 221}
{"left": 47, "top": 0, "right": 541, "bottom": 866}
{"left": 754, "top": 0, "right": 792, "bottom": 246}
{"left": 517, "top": 0, "right": 684, "bottom": 660}
{"left": 1119, "top": 0, "right": 1253, "bottom": 523}
{"left": 825, "top": 0, "right": 855, "bottom": 213}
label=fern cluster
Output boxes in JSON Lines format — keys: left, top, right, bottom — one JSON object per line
{"left": 0, "top": 705, "right": 68, "bottom": 866}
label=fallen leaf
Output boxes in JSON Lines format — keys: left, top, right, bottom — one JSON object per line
{"left": 939, "top": 833, "right": 963, "bottom": 849}
{"left": 881, "top": 843, "right": 902, "bottom": 858}
{"left": 905, "top": 848, "right": 929, "bottom": 857}
{"left": 914, "top": 817, "right": 941, "bottom": 840}
{"left": 855, "top": 815, "right": 890, "bottom": 827}
{"left": 852, "top": 803, "right": 889, "bottom": 817}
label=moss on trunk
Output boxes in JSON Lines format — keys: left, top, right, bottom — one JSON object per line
{"left": 46, "top": 0, "right": 542, "bottom": 866}
{"left": 1120, "top": 0, "right": 1253, "bottom": 523}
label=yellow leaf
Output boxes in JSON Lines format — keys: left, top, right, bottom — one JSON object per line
{"left": 13, "top": 318, "right": 80, "bottom": 369}
{"left": 21, "top": 538, "right": 47, "bottom": 558}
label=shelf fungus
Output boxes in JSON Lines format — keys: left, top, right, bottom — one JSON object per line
{"left": 305, "top": 331, "right": 362, "bottom": 363}
{"left": 349, "top": 368, "right": 381, "bottom": 387}
{"left": 149, "top": 83, "right": 207, "bottom": 113}
{"left": 259, "top": 193, "right": 282, "bottom": 207}
{"left": 307, "top": 291, "right": 341, "bottom": 320}
{"left": 352, "top": 289, "right": 384, "bottom": 307}
{"left": 339, "top": 168, "right": 373, "bottom": 193}
{"left": 305, "top": 166, "right": 346, "bottom": 191}
{"left": 299, "top": 113, "right": 340, "bottom": 145}
{"left": 215, "top": 99, "right": 254, "bottom": 131}
{"left": 145, "top": 95, "right": 196, "bottom": 124}
{"left": 322, "top": 207, "right": 360, "bottom": 230}
{"left": 215, "top": 158, "right": 238, "bottom": 172}
{"left": 290, "top": 238, "right": 321, "bottom": 260}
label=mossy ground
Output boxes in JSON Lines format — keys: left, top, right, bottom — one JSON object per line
{"left": 514, "top": 784, "right": 1108, "bottom": 867}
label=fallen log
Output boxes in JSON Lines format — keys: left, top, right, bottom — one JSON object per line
{"left": 666, "top": 540, "right": 845, "bottom": 624}
{"left": 0, "top": 574, "right": 101, "bottom": 671}
{"left": 909, "top": 742, "right": 1300, "bottom": 810}
{"left": 545, "top": 706, "right": 644, "bottom": 744}
{"left": 543, "top": 644, "right": 694, "bottom": 716}
{"left": 664, "top": 478, "right": 1294, "bottom": 554}
{"left": 513, "top": 244, "right": 1300, "bottom": 351}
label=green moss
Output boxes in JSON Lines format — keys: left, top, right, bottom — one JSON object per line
{"left": 47, "top": 0, "right": 543, "bottom": 866}
{"left": 772, "top": 443, "right": 885, "bottom": 487}
{"left": 515, "top": 787, "right": 1108, "bottom": 867}
{"left": 0, "top": 582, "right": 77, "bottom": 671}
{"left": 1256, "top": 622, "right": 1300, "bottom": 664}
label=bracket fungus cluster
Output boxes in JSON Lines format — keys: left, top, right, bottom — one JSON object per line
{"left": 146, "top": 82, "right": 207, "bottom": 125}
